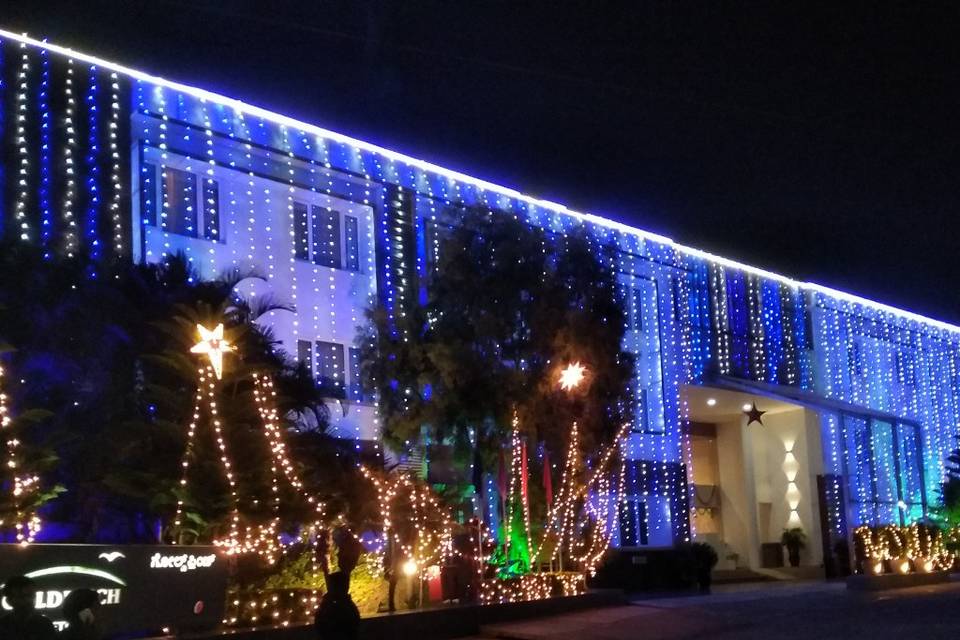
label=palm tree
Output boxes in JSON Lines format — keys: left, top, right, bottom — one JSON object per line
{"left": 0, "top": 241, "right": 356, "bottom": 544}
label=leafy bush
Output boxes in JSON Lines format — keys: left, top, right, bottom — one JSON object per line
{"left": 781, "top": 528, "right": 807, "bottom": 550}
{"left": 689, "top": 542, "right": 718, "bottom": 570}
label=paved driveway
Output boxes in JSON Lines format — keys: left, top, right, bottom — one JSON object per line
{"left": 472, "top": 579, "right": 960, "bottom": 639}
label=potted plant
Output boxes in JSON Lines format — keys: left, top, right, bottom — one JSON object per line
{"left": 690, "top": 542, "right": 719, "bottom": 593}
{"left": 781, "top": 528, "right": 807, "bottom": 567}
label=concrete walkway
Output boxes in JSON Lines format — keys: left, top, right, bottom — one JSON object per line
{"left": 471, "top": 579, "right": 960, "bottom": 640}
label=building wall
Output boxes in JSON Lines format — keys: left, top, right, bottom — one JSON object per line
{"left": 2, "top": 33, "right": 960, "bottom": 547}
{"left": 131, "top": 113, "right": 379, "bottom": 441}
{"left": 715, "top": 416, "right": 755, "bottom": 566}
{"left": 746, "top": 409, "right": 824, "bottom": 567}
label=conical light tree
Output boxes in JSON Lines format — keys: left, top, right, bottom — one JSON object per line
{"left": 171, "top": 322, "right": 325, "bottom": 562}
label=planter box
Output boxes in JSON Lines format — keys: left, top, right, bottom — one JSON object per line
{"left": 846, "top": 571, "right": 950, "bottom": 591}
{"left": 760, "top": 543, "right": 784, "bottom": 568}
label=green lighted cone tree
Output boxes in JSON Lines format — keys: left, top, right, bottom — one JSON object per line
{"left": 493, "top": 425, "right": 533, "bottom": 576}
{"left": 358, "top": 206, "right": 635, "bottom": 577}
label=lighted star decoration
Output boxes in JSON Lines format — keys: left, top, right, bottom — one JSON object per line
{"left": 190, "top": 323, "right": 233, "bottom": 379}
{"left": 558, "top": 362, "right": 587, "bottom": 391}
{"left": 744, "top": 401, "right": 766, "bottom": 426}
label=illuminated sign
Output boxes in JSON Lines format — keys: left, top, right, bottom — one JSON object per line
{"left": 149, "top": 552, "right": 217, "bottom": 572}
{"left": 0, "top": 544, "right": 226, "bottom": 637}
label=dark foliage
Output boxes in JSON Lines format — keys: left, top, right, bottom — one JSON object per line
{"left": 0, "top": 241, "right": 367, "bottom": 543}
{"left": 359, "top": 207, "right": 634, "bottom": 492}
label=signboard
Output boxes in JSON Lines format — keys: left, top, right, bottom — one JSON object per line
{"left": 0, "top": 544, "right": 227, "bottom": 637}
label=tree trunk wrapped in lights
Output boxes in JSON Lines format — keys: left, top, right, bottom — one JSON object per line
{"left": 360, "top": 466, "right": 454, "bottom": 609}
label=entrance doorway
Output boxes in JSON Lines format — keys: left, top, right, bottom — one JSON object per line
{"left": 683, "top": 385, "right": 825, "bottom": 572}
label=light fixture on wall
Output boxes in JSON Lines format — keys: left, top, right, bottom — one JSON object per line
{"left": 784, "top": 442, "right": 801, "bottom": 528}
{"left": 786, "top": 482, "right": 801, "bottom": 510}
{"left": 783, "top": 452, "right": 799, "bottom": 482}
{"left": 787, "top": 509, "right": 803, "bottom": 527}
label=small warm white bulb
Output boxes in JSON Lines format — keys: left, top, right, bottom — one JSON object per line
{"left": 742, "top": 403, "right": 753, "bottom": 412}
{"left": 706, "top": 398, "right": 717, "bottom": 407}
{"left": 402, "top": 559, "right": 418, "bottom": 577}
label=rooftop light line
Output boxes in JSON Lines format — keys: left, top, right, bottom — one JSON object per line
{"left": 1, "top": 28, "right": 958, "bottom": 334}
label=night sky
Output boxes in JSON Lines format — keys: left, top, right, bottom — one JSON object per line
{"left": 7, "top": 2, "right": 960, "bottom": 321}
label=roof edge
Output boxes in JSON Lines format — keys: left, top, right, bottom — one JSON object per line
{"left": 2, "top": 28, "right": 957, "bottom": 334}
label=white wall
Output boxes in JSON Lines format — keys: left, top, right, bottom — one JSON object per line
{"left": 711, "top": 407, "right": 825, "bottom": 569}
{"left": 745, "top": 408, "right": 824, "bottom": 567}
{"left": 715, "top": 417, "right": 757, "bottom": 567}
{"left": 135, "top": 144, "right": 380, "bottom": 441}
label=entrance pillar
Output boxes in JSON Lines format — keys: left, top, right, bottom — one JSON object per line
{"left": 740, "top": 416, "right": 762, "bottom": 569}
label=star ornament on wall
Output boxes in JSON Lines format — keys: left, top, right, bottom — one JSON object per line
{"left": 190, "top": 323, "right": 233, "bottom": 379}
{"left": 558, "top": 362, "right": 587, "bottom": 391}
{"left": 744, "top": 402, "right": 766, "bottom": 426}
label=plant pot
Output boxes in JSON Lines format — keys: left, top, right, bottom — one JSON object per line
{"left": 697, "top": 568, "right": 712, "bottom": 593}
{"left": 788, "top": 549, "right": 800, "bottom": 567}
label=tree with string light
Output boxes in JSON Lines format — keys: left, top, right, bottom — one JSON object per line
{"left": 0, "top": 241, "right": 352, "bottom": 543}
{"left": 0, "top": 356, "right": 64, "bottom": 544}
{"left": 933, "top": 436, "right": 960, "bottom": 530}
{"left": 357, "top": 206, "right": 634, "bottom": 545}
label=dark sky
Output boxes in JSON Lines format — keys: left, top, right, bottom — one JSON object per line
{"left": 7, "top": 1, "right": 960, "bottom": 321}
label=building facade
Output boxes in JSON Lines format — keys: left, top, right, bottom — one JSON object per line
{"left": 1, "top": 31, "right": 958, "bottom": 570}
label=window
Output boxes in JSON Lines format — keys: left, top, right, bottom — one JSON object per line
{"left": 292, "top": 200, "right": 362, "bottom": 272}
{"left": 315, "top": 341, "right": 345, "bottom": 398}
{"left": 843, "top": 414, "right": 926, "bottom": 525}
{"left": 871, "top": 421, "right": 898, "bottom": 506}
{"left": 202, "top": 177, "right": 222, "bottom": 242}
{"left": 297, "top": 340, "right": 313, "bottom": 373}
{"left": 312, "top": 206, "right": 341, "bottom": 269}
{"left": 293, "top": 202, "right": 310, "bottom": 260}
{"left": 160, "top": 167, "right": 197, "bottom": 237}
{"left": 140, "top": 163, "right": 157, "bottom": 226}
{"left": 617, "top": 499, "right": 648, "bottom": 547}
{"left": 725, "top": 271, "right": 751, "bottom": 378}
{"left": 299, "top": 340, "right": 369, "bottom": 402}
{"left": 628, "top": 286, "right": 645, "bottom": 331}
{"left": 144, "top": 163, "right": 222, "bottom": 242}
{"left": 348, "top": 347, "right": 366, "bottom": 402}
{"left": 631, "top": 389, "right": 650, "bottom": 433}
{"left": 895, "top": 351, "right": 916, "bottom": 386}
{"left": 424, "top": 220, "right": 444, "bottom": 274}
{"left": 848, "top": 341, "right": 864, "bottom": 378}
{"left": 896, "top": 423, "right": 925, "bottom": 521}
{"left": 624, "top": 277, "right": 665, "bottom": 435}
{"left": 671, "top": 277, "right": 683, "bottom": 322}
{"left": 344, "top": 215, "right": 360, "bottom": 272}
{"left": 802, "top": 302, "right": 815, "bottom": 351}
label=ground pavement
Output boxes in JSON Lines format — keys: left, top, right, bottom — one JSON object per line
{"left": 469, "top": 578, "right": 960, "bottom": 640}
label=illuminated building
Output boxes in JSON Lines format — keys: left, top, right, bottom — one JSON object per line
{"left": 0, "top": 30, "right": 954, "bottom": 570}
